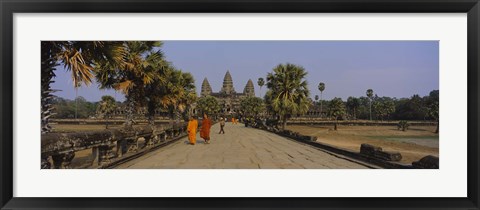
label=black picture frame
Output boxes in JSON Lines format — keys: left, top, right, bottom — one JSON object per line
{"left": 1, "top": 0, "right": 479, "bottom": 209}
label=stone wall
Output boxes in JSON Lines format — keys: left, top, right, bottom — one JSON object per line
{"left": 41, "top": 122, "right": 190, "bottom": 169}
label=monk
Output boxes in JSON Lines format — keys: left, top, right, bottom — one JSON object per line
{"left": 187, "top": 116, "right": 198, "bottom": 145}
{"left": 200, "top": 114, "right": 212, "bottom": 144}
{"left": 218, "top": 117, "right": 225, "bottom": 134}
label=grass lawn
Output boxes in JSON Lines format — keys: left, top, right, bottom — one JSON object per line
{"left": 286, "top": 124, "right": 439, "bottom": 164}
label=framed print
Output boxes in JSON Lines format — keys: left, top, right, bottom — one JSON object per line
{"left": 1, "top": 0, "right": 479, "bottom": 209}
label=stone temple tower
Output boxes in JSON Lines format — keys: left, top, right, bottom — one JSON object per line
{"left": 243, "top": 79, "right": 255, "bottom": 97}
{"left": 220, "top": 70, "right": 235, "bottom": 95}
{"left": 201, "top": 77, "right": 212, "bottom": 96}
{"left": 193, "top": 70, "right": 258, "bottom": 117}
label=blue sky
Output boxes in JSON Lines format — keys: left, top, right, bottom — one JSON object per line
{"left": 51, "top": 41, "right": 439, "bottom": 102}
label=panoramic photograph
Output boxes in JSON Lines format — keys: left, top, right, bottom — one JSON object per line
{"left": 40, "top": 41, "right": 439, "bottom": 169}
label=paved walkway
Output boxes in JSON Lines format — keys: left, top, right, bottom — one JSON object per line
{"left": 116, "top": 123, "right": 369, "bottom": 169}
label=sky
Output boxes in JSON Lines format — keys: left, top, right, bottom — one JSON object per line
{"left": 51, "top": 41, "right": 439, "bottom": 102}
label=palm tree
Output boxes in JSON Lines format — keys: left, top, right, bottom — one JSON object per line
{"left": 41, "top": 41, "right": 125, "bottom": 133}
{"left": 142, "top": 54, "right": 175, "bottom": 127}
{"left": 160, "top": 69, "right": 197, "bottom": 124}
{"left": 257, "top": 77, "right": 265, "bottom": 97}
{"left": 96, "top": 95, "right": 117, "bottom": 129}
{"left": 318, "top": 82, "right": 325, "bottom": 118}
{"left": 74, "top": 81, "right": 79, "bottom": 120}
{"left": 263, "top": 90, "right": 277, "bottom": 120}
{"left": 366, "top": 89, "right": 374, "bottom": 120}
{"left": 95, "top": 41, "right": 163, "bottom": 129}
{"left": 266, "top": 63, "right": 310, "bottom": 130}
{"left": 328, "top": 97, "right": 346, "bottom": 130}
{"left": 177, "top": 72, "right": 197, "bottom": 120}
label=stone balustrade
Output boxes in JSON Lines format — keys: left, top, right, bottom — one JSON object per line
{"left": 41, "top": 123, "right": 188, "bottom": 169}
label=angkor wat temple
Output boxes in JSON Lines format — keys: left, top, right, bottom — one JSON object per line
{"left": 109, "top": 71, "right": 255, "bottom": 119}
{"left": 201, "top": 71, "right": 255, "bottom": 117}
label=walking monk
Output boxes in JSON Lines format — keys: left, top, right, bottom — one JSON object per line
{"left": 187, "top": 116, "right": 198, "bottom": 145}
{"left": 200, "top": 114, "right": 212, "bottom": 144}
{"left": 219, "top": 117, "right": 225, "bottom": 134}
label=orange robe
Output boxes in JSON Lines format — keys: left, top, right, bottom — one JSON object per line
{"left": 187, "top": 119, "right": 198, "bottom": 144}
{"left": 200, "top": 118, "right": 212, "bottom": 140}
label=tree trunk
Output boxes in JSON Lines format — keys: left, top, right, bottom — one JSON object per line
{"left": 75, "top": 88, "right": 78, "bottom": 119}
{"left": 320, "top": 92, "right": 323, "bottom": 118}
{"left": 124, "top": 96, "right": 134, "bottom": 129}
{"left": 369, "top": 100, "right": 372, "bottom": 121}
{"left": 175, "top": 110, "right": 181, "bottom": 124}
{"left": 169, "top": 107, "right": 175, "bottom": 126}
{"left": 41, "top": 47, "right": 58, "bottom": 134}
{"left": 105, "top": 117, "right": 109, "bottom": 129}
{"left": 147, "top": 102, "right": 156, "bottom": 127}
{"left": 353, "top": 107, "right": 356, "bottom": 120}
{"left": 334, "top": 118, "right": 338, "bottom": 130}
{"left": 282, "top": 114, "right": 287, "bottom": 130}
{"left": 435, "top": 121, "right": 439, "bottom": 133}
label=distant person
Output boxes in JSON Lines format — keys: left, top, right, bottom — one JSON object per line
{"left": 200, "top": 114, "right": 212, "bottom": 144}
{"left": 187, "top": 116, "right": 198, "bottom": 145}
{"left": 219, "top": 117, "right": 225, "bottom": 134}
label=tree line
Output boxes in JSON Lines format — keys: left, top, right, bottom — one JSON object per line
{"left": 241, "top": 63, "right": 438, "bottom": 132}
{"left": 51, "top": 96, "right": 99, "bottom": 119}
{"left": 309, "top": 90, "right": 439, "bottom": 122}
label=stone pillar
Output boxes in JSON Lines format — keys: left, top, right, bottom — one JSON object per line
{"left": 126, "top": 135, "right": 139, "bottom": 153}
{"left": 115, "top": 139, "right": 126, "bottom": 158}
{"left": 98, "top": 144, "right": 116, "bottom": 165}
{"left": 91, "top": 147, "right": 99, "bottom": 165}
{"left": 161, "top": 131, "right": 167, "bottom": 142}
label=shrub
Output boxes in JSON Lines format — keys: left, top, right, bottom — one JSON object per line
{"left": 397, "top": 120, "right": 410, "bottom": 131}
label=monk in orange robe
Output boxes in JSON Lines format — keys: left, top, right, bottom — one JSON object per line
{"left": 187, "top": 116, "right": 198, "bottom": 145}
{"left": 200, "top": 114, "right": 212, "bottom": 144}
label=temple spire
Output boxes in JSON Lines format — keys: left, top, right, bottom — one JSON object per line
{"left": 221, "top": 70, "right": 235, "bottom": 94}
{"left": 243, "top": 79, "right": 255, "bottom": 97}
{"left": 201, "top": 77, "right": 212, "bottom": 96}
